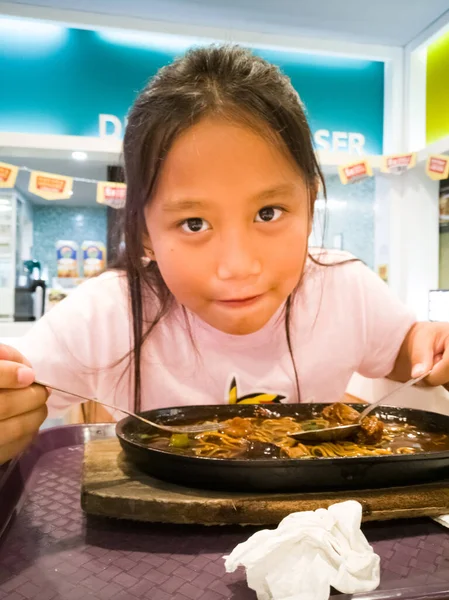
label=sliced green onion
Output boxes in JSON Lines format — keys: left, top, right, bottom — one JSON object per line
{"left": 169, "top": 433, "right": 190, "bottom": 449}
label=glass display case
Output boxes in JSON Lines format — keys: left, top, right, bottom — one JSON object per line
{"left": 0, "top": 192, "right": 16, "bottom": 320}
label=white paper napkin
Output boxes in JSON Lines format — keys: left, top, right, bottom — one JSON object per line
{"left": 224, "top": 500, "right": 380, "bottom": 600}
{"left": 433, "top": 514, "right": 449, "bottom": 528}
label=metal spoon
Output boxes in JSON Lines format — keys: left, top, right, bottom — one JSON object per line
{"left": 35, "top": 380, "right": 227, "bottom": 434}
{"left": 289, "top": 371, "right": 431, "bottom": 444}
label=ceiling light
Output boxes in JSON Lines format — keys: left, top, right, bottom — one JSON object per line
{"left": 72, "top": 151, "right": 87, "bottom": 161}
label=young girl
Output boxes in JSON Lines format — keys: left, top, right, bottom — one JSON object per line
{"left": 1, "top": 45, "right": 448, "bottom": 465}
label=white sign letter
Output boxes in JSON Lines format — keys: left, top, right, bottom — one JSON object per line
{"left": 314, "top": 129, "right": 330, "bottom": 151}
{"left": 348, "top": 133, "right": 366, "bottom": 155}
{"left": 332, "top": 131, "right": 348, "bottom": 152}
{"left": 99, "top": 114, "right": 122, "bottom": 139}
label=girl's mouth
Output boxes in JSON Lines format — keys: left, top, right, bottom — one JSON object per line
{"left": 216, "top": 294, "right": 263, "bottom": 308}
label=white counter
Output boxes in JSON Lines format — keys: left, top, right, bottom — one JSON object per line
{"left": 0, "top": 321, "right": 34, "bottom": 343}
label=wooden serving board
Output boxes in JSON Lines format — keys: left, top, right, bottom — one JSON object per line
{"left": 81, "top": 438, "right": 449, "bottom": 525}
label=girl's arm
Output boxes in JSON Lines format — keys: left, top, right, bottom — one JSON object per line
{"left": 388, "top": 322, "right": 449, "bottom": 390}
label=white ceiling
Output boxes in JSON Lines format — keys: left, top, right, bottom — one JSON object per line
{"left": 6, "top": 0, "right": 449, "bottom": 45}
{"left": 2, "top": 156, "right": 109, "bottom": 207}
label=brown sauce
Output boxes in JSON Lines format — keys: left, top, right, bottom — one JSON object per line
{"left": 130, "top": 416, "right": 449, "bottom": 460}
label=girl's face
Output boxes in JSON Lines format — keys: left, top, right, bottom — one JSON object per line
{"left": 146, "top": 117, "right": 311, "bottom": 335}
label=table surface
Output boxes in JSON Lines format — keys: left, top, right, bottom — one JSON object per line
{"left": 1, "top": 430, "right": 449, "bottom": 600}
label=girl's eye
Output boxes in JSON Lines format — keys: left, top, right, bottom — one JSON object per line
{"left": 180, "top": 218, "right": 210, "bottom": 233}
{"left": 255, "top": 206, "right": 283, "bottom": 223}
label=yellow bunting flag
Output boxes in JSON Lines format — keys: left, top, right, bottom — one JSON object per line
{"left": 426, "top": 155, "right": 449, "bottom": 181}
{"left": 96, "top": 181, "right": 126, "bottom": 209}
{"left": 0, "top": 162, "right": 19, "bottom": 188}
{"left": 381, "top": 153, "right": 416, "bottom": 175}
{"left": 28, "top": 170, "right": 73, "bottom": 201}
{"left": 377, "top": 264, "right": 388, "bottom": 283}
{"left": 338, "top": 159, "right": 373, "bottom": 185}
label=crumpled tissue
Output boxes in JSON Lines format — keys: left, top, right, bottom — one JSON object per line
{"left": 224, "top": 500, "right": 380, "bottom": 600}
{"left": 434, "top": 514, "right": 449, "bottom": 528}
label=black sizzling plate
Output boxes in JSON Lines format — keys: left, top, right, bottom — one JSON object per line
{"left": 115, "top": 403, "right": 449, "bottom": 492}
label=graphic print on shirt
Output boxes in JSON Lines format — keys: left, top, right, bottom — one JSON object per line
{"left": 227, "top": 376, "right": 286, "bottom": 404}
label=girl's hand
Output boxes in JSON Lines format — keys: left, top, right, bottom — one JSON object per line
{"left": 0, "top": 344, "right": 49, "bottom": 465}
{"left": 391, "top": 322, "right": 449, "bottom": 389}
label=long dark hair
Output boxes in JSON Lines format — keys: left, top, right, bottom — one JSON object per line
{"left": 120, "top": 45, "right": 327, "bottom": 412}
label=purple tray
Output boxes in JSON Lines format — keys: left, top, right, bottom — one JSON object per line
{"left": 1, "top": 425, "right": 449, "bottom": 600}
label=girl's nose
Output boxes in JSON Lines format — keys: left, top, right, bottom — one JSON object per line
{"left": 216, "top": 237, "right": 262, "bottom": 281}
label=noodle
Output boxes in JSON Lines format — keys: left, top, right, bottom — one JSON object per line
{"left": 192, "top": 418, "right": 406, "bottom": 459}
{"left": 137, "top": 412, "right": 449, "bottom": 460}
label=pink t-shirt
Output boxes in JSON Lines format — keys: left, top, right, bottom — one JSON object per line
{"left": 15, "top": 251, "right": 415, "bottom": 416}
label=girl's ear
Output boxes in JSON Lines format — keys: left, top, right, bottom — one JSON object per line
{"left": 142, "top": 231, "right": 156, "bottom": 262}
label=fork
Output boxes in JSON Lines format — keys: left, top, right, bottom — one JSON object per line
{"left": 35, "top": 380, "right": 226, "bottom": 434}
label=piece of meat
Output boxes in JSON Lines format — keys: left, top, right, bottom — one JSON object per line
{"left": 284, "top": 445, "right": 309, "bottom": 458}
{"left": 245, "top": 440, "right": 283, "bottom": 459}
{"left": 322, "top": 403, "right": 360, "bottom": 425}
{"left": 225, "top": 417, "right": 253, "bottom": 438}
{"left": 357, "top": 415, "right": 384, "bottom": 445}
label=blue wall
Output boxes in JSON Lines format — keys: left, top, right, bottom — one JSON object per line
{"left": 33, "top": 206, "right": 107, "bottom": 279}
{"left": 257, "top": 49, "right": 384, "bottom": 155}
{"left": 0, "top": 18, "right": 384, "bottom": 154}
